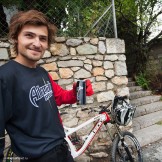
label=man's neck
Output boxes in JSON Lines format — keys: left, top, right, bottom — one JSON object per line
{"left": 14, "top": 55, "right": 37, "bottom": 68}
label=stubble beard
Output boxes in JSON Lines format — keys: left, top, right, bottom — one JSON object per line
{"left": 21, "top": 50, "right": 44, "bottom": 62}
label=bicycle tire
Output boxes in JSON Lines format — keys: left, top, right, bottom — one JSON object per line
{"left": 111, "top": 131, "right": 143, "bottom": 162}
{"left": 5, "top": 146, "right": 20, "bottom": 162}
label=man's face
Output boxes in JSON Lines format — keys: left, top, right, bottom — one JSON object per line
{"left": 17, "top": 24, "right": 48, "bottom": 63}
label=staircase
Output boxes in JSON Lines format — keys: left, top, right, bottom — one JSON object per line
{"left": 128, "top": 78, "right": 162, "bottom": 147}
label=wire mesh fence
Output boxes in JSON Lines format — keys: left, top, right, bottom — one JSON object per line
{"left": 0, "top": 0, "right": 117, "bottom": 38}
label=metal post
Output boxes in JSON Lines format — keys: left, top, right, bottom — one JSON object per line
{"left": 112, "top": 0, "right": 118, "bottom": 38}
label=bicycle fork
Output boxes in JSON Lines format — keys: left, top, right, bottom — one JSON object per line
{"left": 115, "top": 124, "right": 134, "bottom": 162}
{"left": 107, "top": 123, "right": 134, "bottom": 162}
{"left": 120, "top": 137, "right": 134, "bottom": 162}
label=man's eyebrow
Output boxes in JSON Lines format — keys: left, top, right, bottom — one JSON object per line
{"left": 23, "top": 31, "right": 48, "bottom": 38}
{"left": 40, "top": 35, "right": 48, "bottom": 38}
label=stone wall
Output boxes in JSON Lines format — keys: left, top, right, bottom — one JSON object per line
{"left": 0, "top": 37, "right": 130, "bottom": 162}
{"left": 147, "top": 41, "right": 162, "bottom": 72}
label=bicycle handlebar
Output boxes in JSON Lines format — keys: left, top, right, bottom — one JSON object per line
{"left": 114, "top": 95, "right": 128, "bottom": 100}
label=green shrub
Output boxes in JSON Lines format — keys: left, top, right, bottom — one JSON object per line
{"left": 135, "top": 72, "right": 150, "bottom": 90}
{"left": 150, "top": 72, "right": 162, "bottom": 95}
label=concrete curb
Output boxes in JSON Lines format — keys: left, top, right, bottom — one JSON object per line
{"left": 131, "top": 95, "right": 161, "bottom": 107}
{"left": 133, "top": 110, "right": 162, "bottom": 131}
{"left": 134, "top": 124, "right": 162, "bottom": 147}
{"left": 134, "top": 101, "right": 162, "bottom": 118}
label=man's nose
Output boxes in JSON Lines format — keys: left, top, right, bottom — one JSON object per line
{"left": 33, "top": 37, "right": 41, "bottom": 47}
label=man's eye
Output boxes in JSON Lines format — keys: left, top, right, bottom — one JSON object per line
{"left": 25, "top": 34, "right": 33, "bottom": 38}
{"left": 40, "top": 37, "right": 47, "bottom": 42}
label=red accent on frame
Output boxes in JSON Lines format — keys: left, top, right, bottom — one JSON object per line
{"left": 101, "top": 112, "right": 111, "bottom": 123}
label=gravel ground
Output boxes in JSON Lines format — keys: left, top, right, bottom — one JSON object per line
{"left": 142, "top": 139, "right": 162, "bottom": 162}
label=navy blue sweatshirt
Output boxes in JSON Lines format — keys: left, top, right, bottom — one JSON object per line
{"left": 0, "top": 60, "right": 76, "bottom": 161}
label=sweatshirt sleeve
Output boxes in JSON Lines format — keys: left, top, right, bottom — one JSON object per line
{"left": 0, "top": 80, "right": 5, "bottom": 162}
{"left": 48, "top": 74, "right": 77, "bottom": 106}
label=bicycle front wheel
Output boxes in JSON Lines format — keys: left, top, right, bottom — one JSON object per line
{"left": 111, "top": 131, "right": 143, "bottom": 162}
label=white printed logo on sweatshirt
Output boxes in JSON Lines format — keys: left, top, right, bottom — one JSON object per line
{"left": 29, "top": 81, "right": 53, "bottom": 107}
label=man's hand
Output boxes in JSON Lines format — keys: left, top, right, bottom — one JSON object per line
{"left": 73, "top": 79, "right": 94, "bottom": 96}
{"left": 85, "top": 79, "right": 94, "bottom": 96}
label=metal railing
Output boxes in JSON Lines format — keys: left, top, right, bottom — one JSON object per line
{"left": 0, "top": 0, "right": 117, "bottom": 38}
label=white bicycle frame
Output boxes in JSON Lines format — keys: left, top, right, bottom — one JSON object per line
{"left": 64, "top": 112, "right": 111, "bottom": 158}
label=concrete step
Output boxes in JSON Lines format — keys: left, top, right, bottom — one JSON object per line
{"left": 127, "top": 81, "right": 136, "bottom": 87}
{"left": 130, "top": 95, "right": 161, "bottom": 107}
{"left": 130, "top": 90, "right": 152, "bottom": 100}
{"left": 133, "top": 110, "right": 162, "bottom": 131}
{"left": 133, "top": 124, "right": 162, "bottom": 147}
{"left": 134, "top": 101, "right": 162, "bottom": 118}
{"left": 128, "top": 77, "right": 133, "bottom": 82}
{"left": 129, "top": 86, "right": 143, "bottom": 93}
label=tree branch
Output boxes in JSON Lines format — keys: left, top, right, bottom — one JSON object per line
{"left": 144, "top": 10, "right": 162, "bottom": 36}
{"left": 147, "top": 30, "right": 162, "bottom": 47}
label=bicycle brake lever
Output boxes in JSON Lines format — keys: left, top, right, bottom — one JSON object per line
{"left": 99, "top": 105, "right": 111, "bottom": 114}
{"left": 88, "top": 108, "right": 98, "bottom": 114}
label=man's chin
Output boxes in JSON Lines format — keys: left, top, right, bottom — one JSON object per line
{"left": 26, "top": 55, "right": 42, "bottom": 62}
{"left": 31, "top": 56, "right": 42, "bottom": 62}
{"left": 30, "top": 53, "right": 43, "bottom": 61}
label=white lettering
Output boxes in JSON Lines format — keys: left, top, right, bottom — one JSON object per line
{"left": 29, "top": 81, "right": 53, "bottom": 107}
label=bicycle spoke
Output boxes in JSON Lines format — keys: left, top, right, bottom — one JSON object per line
{"left": 118, "top": 141, "right": 139, "bottom": 161}
{"left": 112, "top": 131, "right": 143, "bottom": 162}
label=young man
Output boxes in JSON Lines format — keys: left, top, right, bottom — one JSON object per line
{"left": 0, "top": 10, "right": 93, "bottom": 162}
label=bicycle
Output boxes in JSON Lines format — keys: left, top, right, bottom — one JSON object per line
{"left": 5, "top": 95, "right": 143, "bottom": 162}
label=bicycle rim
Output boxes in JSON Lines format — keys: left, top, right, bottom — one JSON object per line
{"left": 111, "top": 131, "right": 143, "bottom": 162}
